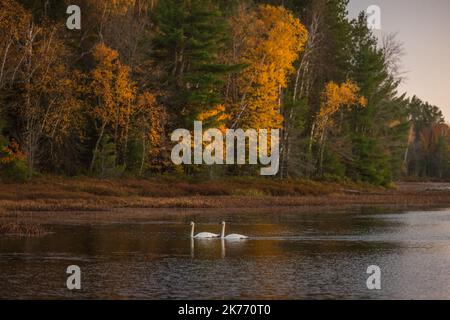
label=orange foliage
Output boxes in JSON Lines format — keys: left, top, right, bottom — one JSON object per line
{"left": 0, "top": 140, "right": 25, "bottom": 165}
{"left": 136, "top": 91, "right": 167, "bottom": 157}
{"left": 315, "top": 80, "right": 367, "bottom": 135}
{"left": 197, "top": 105, "right": 230, "bottom": 132}
{"left": 90, "top": 43, "right": 136, "bottom": 142}
{"left": 0, "top": 0, "right": 30, "bottom": 44}
{"left": 229, "top": 5, "right": 308, "bottom": 129}
{"left": 420, "top": 123, "right": 450, "bottom": 154}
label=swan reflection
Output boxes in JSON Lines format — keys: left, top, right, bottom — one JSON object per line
{"left": 190, "top": 237, "right": 244, "bottom": 259}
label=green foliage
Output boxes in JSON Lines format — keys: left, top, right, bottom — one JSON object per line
{"left": 124, "top": 137, "right": 146, "bottom": 176}
{"left": 340, "top": 13, "right": 409, "bottom": 185}
{"left": 406, "top": 96, "right": 449, "bottom": 179}
{"left": 0, "top": 134, "right": 28, "bottom": 182}
{"left": 0, "top": 0, "right": 447, "bottom": 185}
{"left": 91, "top": 135, "right": 125, "bottom": 178}
{"left": 408, "top": 95, "right": 445, "bottom": 135}
{"left": 152, "top": 0, "right": 235, "bottom": 124}
{"left": 0, "top": 159, "right": 28, "bottom": 183}
{"left": 322, "top": 148, "right": 346, "bottom": 178}
{"left": 351, "top": 136, "right": 391, "bottom": 186}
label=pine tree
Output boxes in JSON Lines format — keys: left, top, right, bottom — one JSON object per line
{"left": 152, "top": 0, "right": 233, "bottom": 126}
{"left": 344, "top": 13, "right": 409, "bottom": 185}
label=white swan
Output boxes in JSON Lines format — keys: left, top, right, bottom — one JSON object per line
{"left": 221, "top": 221, "right": 248, "bottom": 240}
{"left": 190, "top": 222, "right": 219, "bottom": 239}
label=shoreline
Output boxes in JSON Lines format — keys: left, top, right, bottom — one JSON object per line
{"left": 1, "top": 178, "right": 450, "bottom": 223}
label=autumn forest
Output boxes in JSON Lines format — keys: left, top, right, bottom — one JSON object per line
{"left": 0, "top": 0, "right": 449, "bottom": 185}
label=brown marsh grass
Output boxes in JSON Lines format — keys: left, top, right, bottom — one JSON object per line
{"left": 0, "top": 221, "right": 48, "bottom": 237}
{"left": 0, "top": 176, "right": 449, "bottom": 215}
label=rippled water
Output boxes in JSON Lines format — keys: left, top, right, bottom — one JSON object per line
{"left": 1, "top": 208, "right": 450, "bottom": 299}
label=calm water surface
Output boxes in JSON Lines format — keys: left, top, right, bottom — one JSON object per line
{"left": 1, "top": 208, "right": 450, "bottom": 299}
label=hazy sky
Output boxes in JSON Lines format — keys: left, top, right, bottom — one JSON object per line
{"left": 347, "top": 0, "right": 450, "bottom": 121}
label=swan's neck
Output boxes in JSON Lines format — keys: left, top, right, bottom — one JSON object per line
{"left": 190, "top": 224, "right": 194, "bottom": 238}
{"left": 221, "top": 223, "right": 225, "bottom": 238}
{"left": 221, "top": 239, "right": 225, "bottom": 258}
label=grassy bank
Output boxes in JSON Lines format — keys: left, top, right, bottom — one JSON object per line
{"left": 0, "top": 176, "right": 449, "bottom": 216}
{"left": 0, "top": 176, "right": 386, "bottom": 211}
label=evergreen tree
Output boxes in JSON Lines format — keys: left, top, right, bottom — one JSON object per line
{"left": 345, "top": 13, "right": 409, "bottom": 185}
{"left": 152, "top": 0, "right": 233, "bottom": 126}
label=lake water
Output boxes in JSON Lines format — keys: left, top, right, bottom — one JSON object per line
{"left": 1, "top": 208, "right": 450, "bottom": 299}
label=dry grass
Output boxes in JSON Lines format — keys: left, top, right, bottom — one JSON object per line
{"left": 0, "top": 221, "right": 48, "bottom": 237}
{"left": 0, "top": 176, "right": 448, "bottom": 214}
{"left": 0, "top": 175, "right": 376, "bottom": 198}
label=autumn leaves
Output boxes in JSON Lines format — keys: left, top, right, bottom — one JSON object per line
{"left": 88, "top": 43, "right": 166, "bottom": 176}
{"left": 312, "top": 81, "right": 367, "bottom": 175}
{"left": 227, "top": 5, "right": 308, "bottom": 130}
{"left": 0, "top": 0, "right": 377, "bottom": 180}
{"left": 167, "top": 4, "right": 309, "bottom": 175}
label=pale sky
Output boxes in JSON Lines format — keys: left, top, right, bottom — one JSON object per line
{"left": 348, "top": 0, "right": 450, "bottom": 121}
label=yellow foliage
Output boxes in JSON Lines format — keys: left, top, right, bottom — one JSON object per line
{"left": 230, "top": 5, "right": 308, "bottom": 130}
{"left": 90, "top": 43, "right": 136, "bottom": 139}
{"left": 136, "top": 91, "right": 167, "bottom": 169}
{"left": 315, "top": 80, "right": 367, "bottom": 134}
{"left": 41, "top": 65, "right": 83, "bottom": 145}
{"left": 110, "top": 0, "right": 136, "bottom": 14}
{"left": 0, "top": 0, "right": 30, "bottom": 41}
{"left": 90, "top": 0, "right": 136, "bottom": 16}
{"left": 197, "top": 105, "right": 230, "bottom": 132}
{"left": 136, "top": 91, "right": 166, "bottom": 150}
{"left": 0, "top": 0, "right": 30, "bottom": 88}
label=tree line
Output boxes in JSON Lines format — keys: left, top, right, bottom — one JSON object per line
{"left": 0, "top": 0, "right": 448, "bottom": 184}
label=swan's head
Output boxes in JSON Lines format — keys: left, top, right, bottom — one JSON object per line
{"left": 221, "top": 221, "right": 226, "bottom": 225}
{"left": 190, "top": 221, "right": 195, "bottom": 226}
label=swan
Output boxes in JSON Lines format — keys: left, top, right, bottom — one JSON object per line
{"left": 220, "top": 221, "right": 248, "bottom": 240}
{"left": 190, "top": 222, "right": 219, "bottom": 239}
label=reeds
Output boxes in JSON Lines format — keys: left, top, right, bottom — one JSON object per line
{"left": 0, "top": 221, "right": 47, "bottom": 237}
{"left": 0, "top": 176, "right": 448, "bottom": 213}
